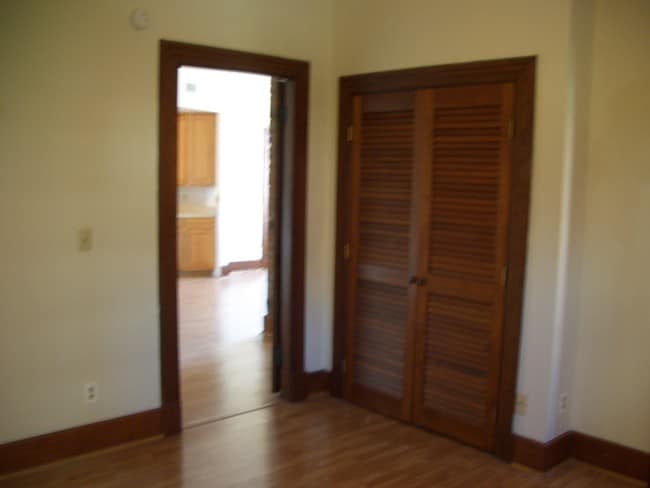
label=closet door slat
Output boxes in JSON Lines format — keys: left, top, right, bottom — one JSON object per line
{"left": 412, "top": 83, "right": 514, "bottom": 450}
{"left": 344, "top": 92, "right": 418, "bottom": 421}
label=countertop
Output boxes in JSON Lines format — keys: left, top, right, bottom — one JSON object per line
{"left": 177, "top": 205, "right": 216, "bottom": 219}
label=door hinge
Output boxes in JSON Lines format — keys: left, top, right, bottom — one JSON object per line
{"left": 507, "top": 119, "right": 514, "bottom": 140}
{"left": 501, "top": 265, "right": 508, "bottom": 287}
{"left": 343, "top": 243, "right": 350, "bottom": 260}
{"left": 274, "top": 344, "right": 282, "bottom": 366}
{"left": 346, "top": 125, "right": 354, "bottom": 142}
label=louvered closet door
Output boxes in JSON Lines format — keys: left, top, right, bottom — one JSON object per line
{"left": 412, "top": 83, "right": 514, "bottom": 450}
{"left": 344, "top": 92, "right": 418, "bottom": 421}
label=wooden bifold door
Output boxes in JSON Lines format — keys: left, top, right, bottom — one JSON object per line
{"left": 339, "top": 58, "right": 535, "bottom": 456}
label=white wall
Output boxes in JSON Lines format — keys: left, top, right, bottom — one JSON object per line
{"left": 334, "top": 0, "right": 573, "bottom": 444}
{"left": 177, "top": 68, "right": 271, "bottom": 266}
{"left": 0, "top": 0, "right": 335, "bottom": 443}
{"left": 567, "top": 0, "right": 650, "bottom": 452}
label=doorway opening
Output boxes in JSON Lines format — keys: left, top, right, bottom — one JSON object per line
{"left": 159, "top": 41, "right": 309, "bottom": 435}
{"left": 176, "top": 68, "right": 274, "bottom": 427}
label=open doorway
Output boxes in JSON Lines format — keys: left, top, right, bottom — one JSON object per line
{"left": 176, "top": 68, "right": 273, "bottom": 427}
{"left": 158, "top": 41, "right": 309, "bottom": 435}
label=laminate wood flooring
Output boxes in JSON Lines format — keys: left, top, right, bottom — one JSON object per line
{"left": 0, "top": 395, "right": 641, "bottom": 487}
{"left": 179, "top": 270, "right": 275, "bottom": 427}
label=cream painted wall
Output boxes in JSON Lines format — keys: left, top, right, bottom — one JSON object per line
{"left": 0, "top": 0, "right": 335, "bottom": 443}
{"left": 568, "top": 0, "right": 650, "bottom": 452}
{"left": 334, "top": 0, "right": 573, "bottom": 443}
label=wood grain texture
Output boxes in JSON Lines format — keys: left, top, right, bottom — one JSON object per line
{"left": 177, "top": 217, "right": 215, "bottom": 272}
{"left": 344, "top": 92, "right": 416, "bottom": 421}
{"left": 159, "top": 41, "right": 310, "bottom": 436}
{"left": 0, "top": 397, "right": 642, "bottom": 487}
{"left": 0, "top": 409, "right": 161, "bottom": 476}
{"left": 332, "top": 56, "right": 536, "bottom": 461}
{"left": 177, "top": 112, "right": 217, "bottom": 187}
{"left": 178, "top": 271, "right": 274, "bottom": 427}
{"left": 412, "top": 82, "right": 514, "bottom": 451}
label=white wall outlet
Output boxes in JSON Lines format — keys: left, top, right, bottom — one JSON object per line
{"left": 84, "top": 382, "right": 98, "bottom": 404}
{"left": 515, "top": 393, "right": 528, "bottom": 415}
{"left": 559, "top": 392, "right": 568, "bottom": 413}
{"left": 78, "top": 227, "right": 92, "bottom": 252}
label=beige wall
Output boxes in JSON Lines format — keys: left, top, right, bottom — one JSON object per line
{"left": 0, "top": 0, "right": 336, "bottom": 443}
{"left": 568, "top": 0, "right": 650, "bottom": 452}
{"left": 334, "top": 0, "right": 573, "bottom": 443}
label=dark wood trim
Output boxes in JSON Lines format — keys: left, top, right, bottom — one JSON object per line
{"left": 303, "top": 371, "right": 331, "bottom": 396}
{"left": 573, "top": 432, "right": 649, "bottom": 483}
{"left": 513, "top": 432, "right": 573, "bottom": 471}
{"left": 331, "top": 56, "right": 536, "bottom": 461}
{"left": 0, "top": 409, "right": 162, "bottom": 476}
{"left": 220, "top": 259, "right": 266, "bottom": 276}
{"left": 514, "top": 432, "right": 649, "bottom": 483}
{"left": 159, "top": 41, "right": 310, "bottom": 435}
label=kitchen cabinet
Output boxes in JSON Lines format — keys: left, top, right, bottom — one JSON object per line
{"left": 177, "top": 112, "right": 217, "bottom": 187}
{"left": 177, "top": 217, "right": 215, "bottom": 272}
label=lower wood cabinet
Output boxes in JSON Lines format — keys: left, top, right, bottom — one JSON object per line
{"left": 177, "top": 218, "right": 215, "bottom": 272}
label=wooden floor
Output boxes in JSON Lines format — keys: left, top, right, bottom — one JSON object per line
{"left": 179, "top": 270, "right": 275, "bottom": 426}
{"left": 0, "top": 395, "right": 640, "bottom": 487}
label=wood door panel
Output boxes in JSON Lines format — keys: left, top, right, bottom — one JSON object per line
{"left": 345, "top": 92, "right": 417, "bottom": 421}
{"left": 413, "top": 83, "right": 513, "bottom": 450}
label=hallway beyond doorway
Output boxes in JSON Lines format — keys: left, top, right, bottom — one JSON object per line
{"left": 179, "top": 270, "right": 274, "bottom": 427}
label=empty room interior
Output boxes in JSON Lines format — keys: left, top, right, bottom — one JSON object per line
{"left": 176, "top": 67, "right": 275, "bottom": 427}
{"left": 0, "top": 1, "right": 648, "bottom": 487}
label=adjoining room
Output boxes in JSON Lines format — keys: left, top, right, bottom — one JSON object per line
{"left": 175, "top": 67, "right": 275, "bottom": 426}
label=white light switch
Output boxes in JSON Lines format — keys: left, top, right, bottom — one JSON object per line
{"left": 79, "top": 227, "right": 92, "bottom": 252}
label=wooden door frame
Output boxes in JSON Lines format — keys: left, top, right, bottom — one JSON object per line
{"left": 331, "top": 56, "right": 536, "bottom": 461}
{"left": 159, "top": 40, "right": 309, "bottom": 435}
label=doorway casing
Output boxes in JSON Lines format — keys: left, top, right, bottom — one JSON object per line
{"left": 158, "top": 40, "right": 309, "bottom": 435}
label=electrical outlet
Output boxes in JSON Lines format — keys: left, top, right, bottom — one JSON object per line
{"left": 84, "top": 382, "right": 98, "bottom": 404}
{"left": 559, "top": 392, "right": 568, "bottom": 413}
{"left": 78, "top": 227, "right": 92, "bottom": 252}
{"left": 515, "top": 394, "right": 528, "bottom": 415}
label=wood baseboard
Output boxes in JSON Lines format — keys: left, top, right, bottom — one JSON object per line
{"left": 221, "top": 259, "right": 265, "bottom": 276}
{"left": 572, "top": 432, "right": 649, "bottom": 483}
{"left": 513, "top": 431, "right": 573, "bottom": 471}
{"left": 304, "top": 371, "right": 331, "bottom": 396}
{"left": 514, "top": 431, "right": 649, "bottom": 482}
{"left": 0, "top": 408, "right": 162, "bottom": 476}
{"left": 178, "top": 270, "right": 214, "bottom": 277}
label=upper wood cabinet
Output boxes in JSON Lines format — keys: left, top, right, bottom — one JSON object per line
{"left": 177, "top": 112, "right": 217, "bottom": 187}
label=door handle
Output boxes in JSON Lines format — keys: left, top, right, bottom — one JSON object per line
{"left": 409, "top": 276, "right": 427, "bottom": 286}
